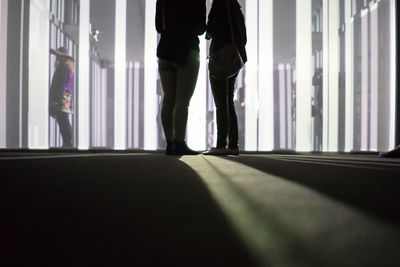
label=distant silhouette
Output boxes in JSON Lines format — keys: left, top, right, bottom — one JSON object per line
{"left": 49, "top": 47, "right": 74, "bottom": 148}
{"left": 379, "top": 144, "right": 400, "bottom": 158}
{"left": 156, "top": 0, "right": 206, "bottom": 155}
{"left": 312, "top": 68, "right": 323, "bottom": 151}
{"left": 203, "top": 0, "right": 247, "bottom": 156}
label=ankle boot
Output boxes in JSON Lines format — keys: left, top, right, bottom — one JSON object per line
{"left": 166, "top": 140, "right": 174, "bottom": 155}
{"left": 173, "top": 140, "right": 200, "bottom": 155}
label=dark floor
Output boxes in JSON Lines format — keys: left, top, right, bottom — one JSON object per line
{"left": 1, "top": 151, "right": 399, "bottom": 267}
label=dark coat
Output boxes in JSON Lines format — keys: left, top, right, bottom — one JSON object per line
{"left": 206, "top": 0, "right": 247, "bottom": 63}
{"left": 156, "top": 0, "right": 207, "bottom": 65}
{"left": 49, "top": 62, "right": 74, "bottom": 116}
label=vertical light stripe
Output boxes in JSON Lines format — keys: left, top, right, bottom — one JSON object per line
{"left": 114, "top": 0, "right": 127, "bottom": 150}
{"left": 28, "top": 0, "right": 50, "bottom": 149}
{"left": 345, "top": 0, "right": 353, "bottom": 151}
{"left": 327, "top": 0, "right": 339, "bottom": 151}
{"left": 127, "top": 62, "right": 133, "bottom": 148}
{"left": 369, "top": 3, "right": 378, "bottom": 150}
{"left": 296, "top": 0, "right": 312, "bottom": 151}
{"left": 101, "top": 68, "right": 107, "bottom": 146}
{"left": 0, "top": 0, "right": 8, "bottom": 147}
{"left": 144, "top": 0, "right": 158, "bottom": 150}
{"left": 78, "top": 0, "right": 90, "bottom": 149}
{"left": 389, "top": 0, "right": 396, "bottom": 149}
{"left": 245, "top": 0, "right": 259, "bottom": 151}
{"left": 258, "top": 0, "right": 274, "bottom": 151}
{"left": 322, "top": 0, "right": 329, "bottom": 151}
{"left": 360, "top": 8, "right": 369, "bottom": 150}
{"left": 286, "top": 63, "right": 293, "bottom": 149}
{"left": 133, "top": 61, "right": 140, "bottom": 148}
{"left": 187, "top": 36, "right": 206, "bottom": 150}
{"left": 278, "top": 64, "right": 286, "bottom": 149}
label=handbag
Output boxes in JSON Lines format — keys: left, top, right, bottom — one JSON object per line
{"left": 208, "top": 0, "right": 244, "bottom": 80}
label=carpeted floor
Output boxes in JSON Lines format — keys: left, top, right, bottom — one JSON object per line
{"left": 1, "top": 152, "right": 399, "bottom": 267}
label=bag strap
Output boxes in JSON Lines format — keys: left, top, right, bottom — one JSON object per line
{"left": 225, "top": 0, "right": 235, "bottom": 43}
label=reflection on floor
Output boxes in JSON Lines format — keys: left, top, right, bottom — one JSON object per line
{"left": 1, "top": 152, "right": 399, "bottom": 266}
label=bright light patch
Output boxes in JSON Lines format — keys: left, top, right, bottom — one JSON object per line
{"left": 187, "top": 35, "right": 206, "bottom": 150}
{"left": 0, "top": 0, "right": 8, "bottom": 148}
{"left": 78, "top": 0, "right": 90, "bottom": 149}
{"left": 144, "top": 0, "right": 158, "bottom": 150}
{"left": 345, "top": 1, "right": 353, "bottom": 152}
{"left": 245, "top": 0, "right": 259, "bottom": 151}
{"left": 258, "top": 0, "right": 274, "bottom": 151}
{"left": 389, "top": 0, "right": 396, "bottom": 150}
{"left": 328, "top": 0, "right": 339, "bottom": 151}
{"left": 28, "top": 0, "right": 50, "bottom": 149}
{"left": 296, "top": 0, "right": 312, "bottom": 151}
{"left": 114, "top": 0, "right": 127, "bottom": 150}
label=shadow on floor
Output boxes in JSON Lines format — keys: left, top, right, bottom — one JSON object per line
{"left": 1, "top": 154, "right": 258, "bottom": 266}
{"left": 224, "top": 155, "right": 400, "bottom": 225}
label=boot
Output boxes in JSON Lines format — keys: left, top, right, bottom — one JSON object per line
{"left": 173, "top": 140, "right": 200, "bottom": 155}
{"left": 166, "top": 140, "right": 174, "bottom": 155}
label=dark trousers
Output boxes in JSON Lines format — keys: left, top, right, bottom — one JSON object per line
{"left": 56, "top": 111, "right": 73, "bottom": 147}
{"left": 210, "top": 74, "right": 239, "bottom": 149}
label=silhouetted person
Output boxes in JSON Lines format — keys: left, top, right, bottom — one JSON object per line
{"left": 312, "top": 68, "right": 323, "bottom": 151}
{"left": 379, "top": 144, "right": 400, "bottom": 158}
{"left": 49, "top": 47, "right": 74, "bottom": 148}
{"left": 156, "top": 0, "right": 206, "bottom": 155}
{"left": 203, "top": 0, "right": 247, "bottom": 156}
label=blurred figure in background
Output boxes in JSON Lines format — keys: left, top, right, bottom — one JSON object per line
{"left": 49, "top": 47, "right": 74, "bottom": 148}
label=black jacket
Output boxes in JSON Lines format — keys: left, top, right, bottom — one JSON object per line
{"left": 206, "top": 0, "right": 247, "bottom": 63}
{"left": 156, "top": 0, "right": 206, "bottom": 65}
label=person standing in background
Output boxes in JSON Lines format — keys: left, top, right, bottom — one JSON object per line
{"left": 49, "top": 47, "right": 74, "bottom": 148}
{"left": 156, "top": 0, "right": 206, "bottom": 155}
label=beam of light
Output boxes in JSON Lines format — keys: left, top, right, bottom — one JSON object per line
{"left": 369, "top": 3, "right": 378, "bottom": 151}
{"left": 278, "top": 64, "right": 286, "bottom": 149}
{"left": 328, "top": 0, "right": 339, "bottom": 151}
{"left": 187, "top": 35, "right": 206, "bottom": 150}
{"left": 0, "top": 0, "right": 7, "bottom": 148}
{"left": 322, "top": 0, "right": 329, "bottom": 151}
{"left": 133, "top": 61, "right": 140, "bottom": 148}
{"left": 389, "top": 0, "right": 396, "bottom": 150}
{"left": 144, "top": 0, "right": 158, "bottom": 150}
{"left": 245, "top": 0, "right": 259, "bottom": 151}
{"left": 258, "top": 0, "right": 274, "bottom": 151}
{"left": 360, "top": 8, "right": 369, "bottom": 151}
{"left": 127, "top": 62, "right": 133, "bottom": 148}
{"left": 78, "top": 0, "right": 90, "bottom": 149}
{"left": 114, "top": 0, "right": 127, "bottom": 150}
{"left": 345, "top": 0, "right": 353, "bottom": 152}
{"left": 28, "top": 0, "right": 50, "bottom": 149}
{"left": 296, "top": 0, "right": 312, "bottom": 151}
{"left": 102, "top": 68, "right": 107, "bottom": 146}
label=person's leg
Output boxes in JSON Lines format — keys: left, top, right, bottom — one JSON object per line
{"left": 159, "top": 58, "right": 178, "bottom": 151}
{"left": 173, "top": 50, "right": 200, "bottom": 142}
{"left": 56, "top": 112, "right": 73, "bottom": 147}
{"left": 227, "top": 75, "right": 239, "bottom": 150}
{"left": 210, "top": 76, "right": 229, "bottom": 149}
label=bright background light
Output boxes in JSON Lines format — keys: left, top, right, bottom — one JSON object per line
{"left": 114, "top": 0, "right": 127, "bottom": 150}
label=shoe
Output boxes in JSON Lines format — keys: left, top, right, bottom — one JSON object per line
{"left": 379, "top": 145, "right": 400, "bottom": 158}
{"left": 202, "top": 147, "right": 228, "bottom": 156}
{"left": 166, "top": 140, "right": 174, "bottom": 155}
{"left": 226, "top": 147, "right": 239, "bottom": 156}
{"left": 173, "top": 140, "right": 200, "bottom": 155}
